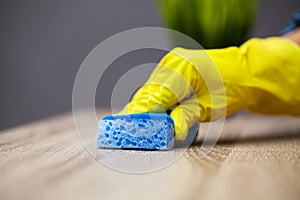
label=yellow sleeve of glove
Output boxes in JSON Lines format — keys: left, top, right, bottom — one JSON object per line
{"left": 120, "top": 37, "right": 300, "bottom": 140}
{"left": 207, "top": 37, "right": 300, "bottom": 116}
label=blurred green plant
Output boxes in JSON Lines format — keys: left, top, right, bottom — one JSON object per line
{"left": 155, "top": 0, "right": 258, "bottom": 48}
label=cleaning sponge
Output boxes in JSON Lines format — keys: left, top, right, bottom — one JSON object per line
{"left": 96, "top": 113, "right": 175, "bottom": 150}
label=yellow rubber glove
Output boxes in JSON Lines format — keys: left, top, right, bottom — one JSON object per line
{"left": 120, "top": 37, "right": 300, "bottom": 140}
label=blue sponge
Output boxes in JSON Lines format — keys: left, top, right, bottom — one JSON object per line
{"left": 96, "top": 113, "right": 175, "bottom": 150}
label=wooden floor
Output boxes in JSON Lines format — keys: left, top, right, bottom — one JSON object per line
{"left": 0, "top": 109, "right": 300, "bottom": 200}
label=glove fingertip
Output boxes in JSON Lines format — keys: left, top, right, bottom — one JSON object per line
{"left": 174, "top": 125, "right": 188, "bottom": 141}
{"left": 170, "top": 110, "right": 189, "bottom": 141}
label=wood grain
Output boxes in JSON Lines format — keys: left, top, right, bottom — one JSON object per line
{"left": 0, "top": 109, "right": 300, "bottom": 200}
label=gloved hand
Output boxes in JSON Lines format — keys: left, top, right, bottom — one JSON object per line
{"left": 119, "top": 37, "right": 300, "bottom": 140}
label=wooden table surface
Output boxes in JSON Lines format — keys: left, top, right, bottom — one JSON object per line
{"left": 1, "top": 109, "right": 300, "bottom": 200}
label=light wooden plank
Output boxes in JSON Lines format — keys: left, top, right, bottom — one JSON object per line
{"left": 0, "top": 110, "right": 300, "bottom": 200}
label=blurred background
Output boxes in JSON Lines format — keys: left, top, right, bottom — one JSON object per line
{"left": 0, "top": 0, "right": 299, "bottom": 130}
